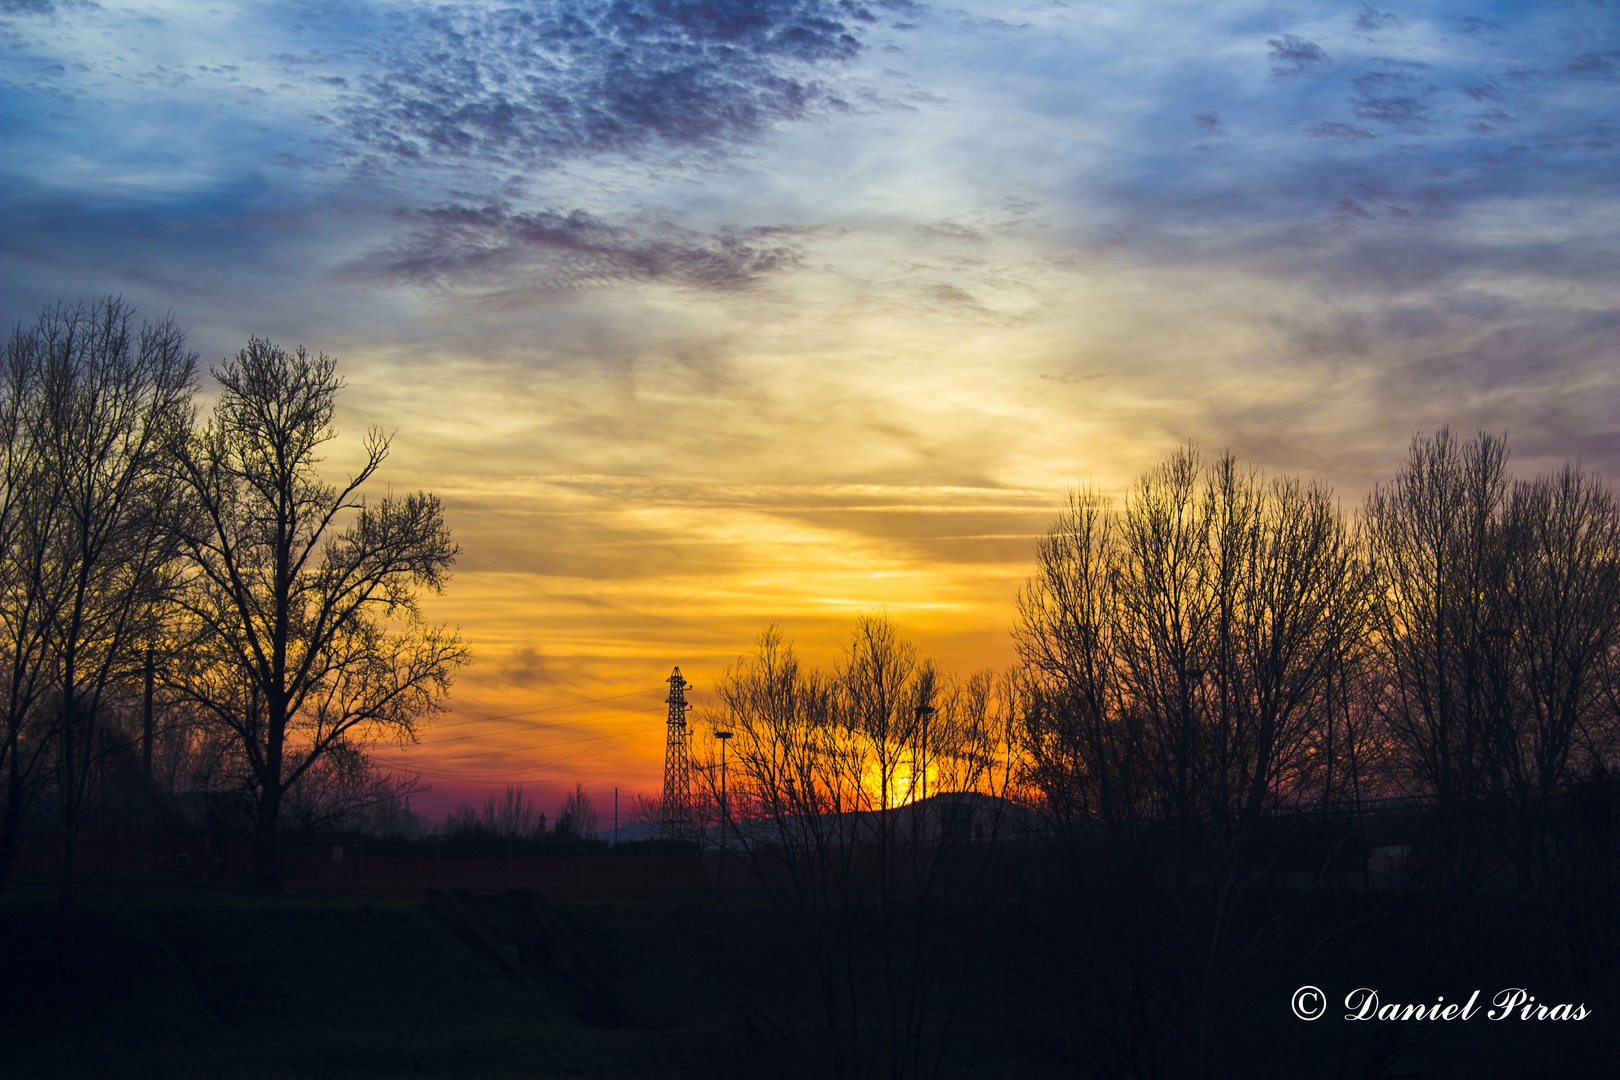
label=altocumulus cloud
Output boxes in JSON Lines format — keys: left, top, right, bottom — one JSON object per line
{"left": 1268, "top": 34, "right": 1330, "bottom": 79}
{"left": 345, "top": 203, "right": 806, "bottom": 293}
{"left": 327, "top": 0, "right": 883, "bottom": 167}
{"left": 1349, "top": 61, "right": 1434, "bottom": 131}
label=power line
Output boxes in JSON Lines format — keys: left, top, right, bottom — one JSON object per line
{"left": 398, "top": 738, "right": 651, "bottom": 783}
{"left": 413, "top": 722, "right": 652, "bottom": 764}
{"left": 396, "top": 728, "right": 659, "bottom": 781}
{"left": 372, "top": 683, "right": 685, "bottom": 786}
{"left": 430, "top": 685, "right": 665, "bottom": 731}
{"left": 374, "top": 707, "right": 663, "bottom": 772}
{"left": 424, "top": 703, "right": 664, "bottom": 746}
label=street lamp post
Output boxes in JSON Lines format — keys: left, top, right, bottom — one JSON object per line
{"left": 716, "top": 730, "right": 733, "bottom": 888}
{"left": 914, "top": 704, "right": 935, "bottom": 805}
{"left": 715, "top": 730, "right": 733, "bottom": 825}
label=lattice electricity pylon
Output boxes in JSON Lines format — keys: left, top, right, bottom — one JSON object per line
{"left": 661, "top": 666, "right": 695, "bottom": 843}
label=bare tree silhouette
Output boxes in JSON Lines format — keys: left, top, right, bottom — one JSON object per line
{"left": 0, "top": 300, "right": 194, "bottom": 930}
{"left": 1367, "top": 431, "right": 1620, "bottom": 900}
{"left": 555, "top": 782, "right": 599, "bottom": 840}
{"left": 696, "top": 617, "right": 1020, "bottom": 1080}
{"left": 1014, "top": 444, "right": 1373, "bottom": 1074}
{"left": 445, "top": 784, "right": 547, "bottom": 840}
{"left": 167, "top": 339, "right": 468, "bottom": 886}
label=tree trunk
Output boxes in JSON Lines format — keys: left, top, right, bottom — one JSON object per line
{"left": 253, "top": 781, "right": 284, "bottom": 887}
{"left": 55, "top": 690, "right": 78, "bottom": 982}
{"left": 0, "top": 741, "right": 24, "bottom": 899}
{"left": 58, "top": 696, "right": 76, "bottom": 908}
{"left": 143, "top": 647, "right": 154, "bottom": 830}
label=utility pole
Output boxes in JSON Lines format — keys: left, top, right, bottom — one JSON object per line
{"left": 661, "top": 667, "right": 694, "bottom": 843}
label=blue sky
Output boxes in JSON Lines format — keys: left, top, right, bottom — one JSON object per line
{"left": 4, "top": 0, "right": 1616, "bottom": 809}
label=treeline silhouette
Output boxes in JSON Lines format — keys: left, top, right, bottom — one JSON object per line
{"left": 0, "top": 298, "right": 466, "bottom": 907}
{"left": 680, "top": 433, "right": 1620, "bottom": 1079}
{"left": 443, "top": 782, "right": 601, "bottom": 842}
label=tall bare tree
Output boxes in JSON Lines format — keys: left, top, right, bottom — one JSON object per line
{"left": 0, "top": 317, "right": 55, "bottom": 896}
{"left": 169, "top": 338, "right": 468, "bottom": 886}
{"left": 1118, "top": 450, "right": 1369, "bottom": 837}
{"left": 699, "top": 617, "right": 1009, "bottom": 1080}
{"left": 706, "top": 624, "right": 844, "bottom": 890}
{"left": 1364, "top": 429, "right": 1620, "bottom": 926}
{"left": 839, "top": 612, "right": 931, "bottom": 879}
{"left": 1013, "top": 445, "right": 1371, "bottom": 1074}
{"left": 1019, "top": 449, "right": 1369, "bottom": 836}
{"left": 1485, "top": 464, "right": 1618, "bottom": 891}
{"left": 1014, "top": 489, "right": 1140, "bottom": 824}
{"left": 0, "top": 300, "right": 195, "bottom": 909}
{"left": 1364, "top": 429, "right": 1513, "bottom": 885}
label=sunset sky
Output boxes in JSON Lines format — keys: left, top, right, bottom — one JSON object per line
{"left": 3, "top": 0, "right": 1616, "bottom": 820}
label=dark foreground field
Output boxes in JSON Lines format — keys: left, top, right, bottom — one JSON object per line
{"left": 3, "top": 873, "right": 1618, "bottom": 1079}
{"left": 0, "top": 880, "right": 719, "bottom": 1080}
